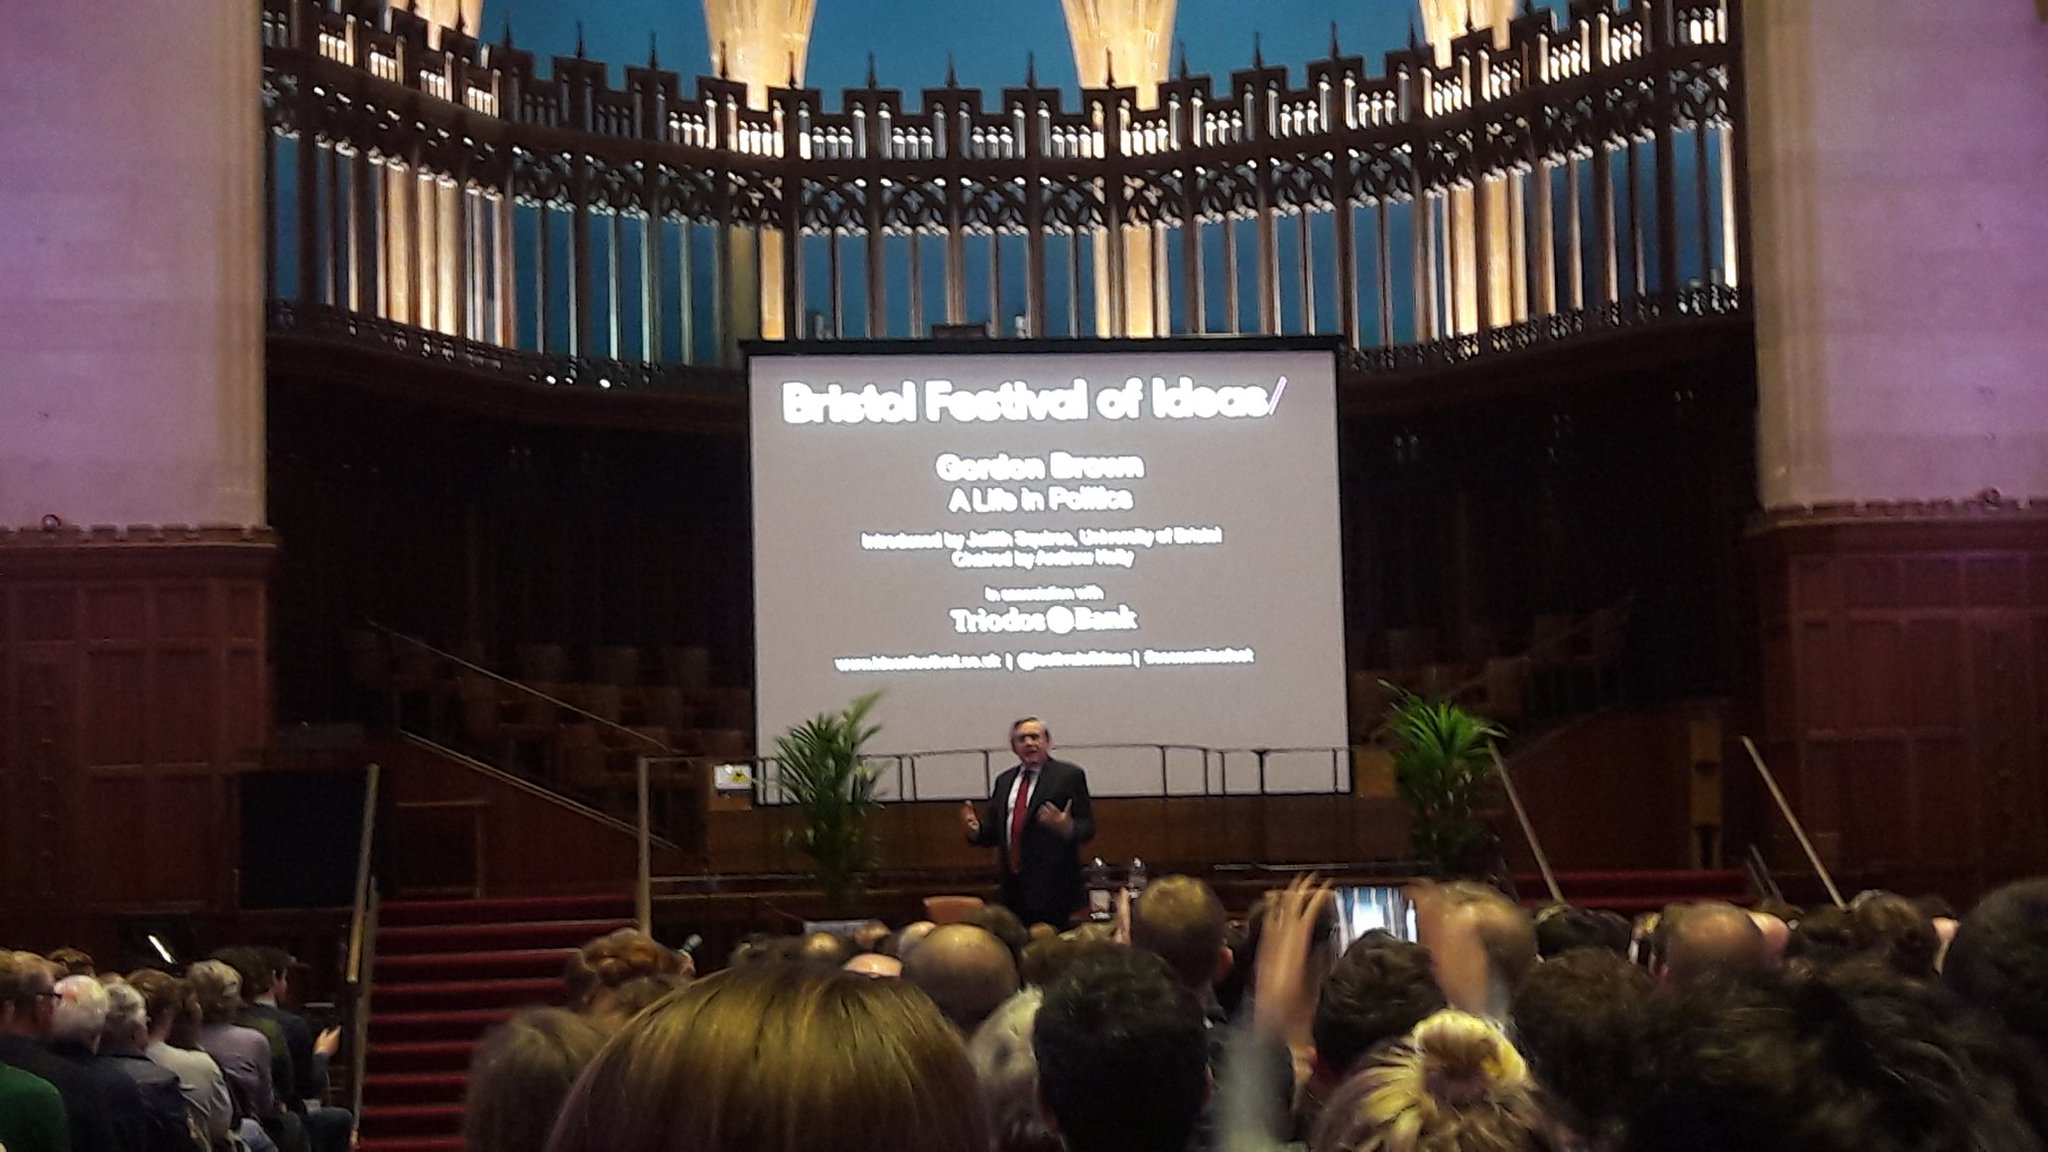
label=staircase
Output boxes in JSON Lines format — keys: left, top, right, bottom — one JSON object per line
{"left": 1515, "top": 869, "right": 1750, "bottom": 915}
{"left": 358, "top": 893, "right": 637, "bottom": 1152}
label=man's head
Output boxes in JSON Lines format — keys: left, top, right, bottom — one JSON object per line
{"left": 1130, "top": 875, "right": 1231, "bottom": 995}
{"left": 52, "top": 974, "right": 110, "bottom": 1050}
{"left": 902, "top": 924, "right": 1021, "bottom": 1034}
{"left": 888, "top": 920, "right": 938, "bottom": 960}
{"left": 843, "top": 952, "right": 903, "bottom": 979}
{"left": 1420, "top": 882, "right": 1536, "bottom": 1019}
{"left": 1534, "top": 904, "right": 1633, "bottom": 959}
{"left": 1033, "top": 948, "right": 1209, "bottom": 1152}
{"left": 961, "top": 904, "right": 1031, "bottom": 971}
{"left": 1657, "top": 901, "right": 1766, "bottom": 987}
{"left": 101, "top": 980, "right": 152, "bottom": 1052}
{"left": 1849, "top": 892, "right": 1940, "bottom": 979}
{"left": 1626, "top": 961, "right": 2038, "bottom": 1152}
{"left": 1510, "top": 944, "right": 1655, "bottom": 1143}
{"left": 1010, "top": 717, "right": 1051, "bottom": 767}
{"left": 1945, "top": 878, "right": 2048, "bottom": 1058}
{"left": 0, "top": 950, "right": 59, "bottom": 1036}
{"left": 212, "top": 946, "right": 278, "bottom": 1006}
{"left": 1311, "top": 934, "right": 1447, "bottom": 1082}
{"left": 800, "top": 931, "right": 856, "bottom": 969}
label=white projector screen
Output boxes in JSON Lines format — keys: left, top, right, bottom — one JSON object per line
{"left": 750, "top": 345, "right": 1350, "bottom": 798}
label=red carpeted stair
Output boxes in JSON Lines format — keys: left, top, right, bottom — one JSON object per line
{"left": 357, "top": 893, "right": 636, "bottom": 1151}
{"left": 1516, "top": 870, "right": 1751, "bottom": 915}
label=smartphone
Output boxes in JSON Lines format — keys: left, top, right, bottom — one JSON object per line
{"left": 1331, "top": 885, "right": 1419, "bottom": 949}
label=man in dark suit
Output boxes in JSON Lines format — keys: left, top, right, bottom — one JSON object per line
{"left": 960, "top": 716, "right": 1096, "bottom": 928}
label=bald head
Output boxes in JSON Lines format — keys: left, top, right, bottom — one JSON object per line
{"left": 843, "top": 952, "right": 903, "bottom": 979}
{"left": 903, "top": 924, "right": 1020, "bottom": 1033}
{"left": 1660, "top": 902, "right": 1766, "bottom": 986}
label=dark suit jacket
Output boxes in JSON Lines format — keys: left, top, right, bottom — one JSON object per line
{"left": 0, "top": 1034, "right": 118, "bottom": 1152}
{"left": 246, "top": 1002, "right": 322, "bottom": 1104}
{"left": 967, "top": 757, "right": 1096, "bottom": 926}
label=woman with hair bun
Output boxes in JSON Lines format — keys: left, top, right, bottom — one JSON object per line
{"left": 547, "top": 963, "right": 990, "bottom": 1152}
{"left": 562, "top": 929, "right": 689, "bottom": 1025}
{"left": 1310, "top": 1009, "right": 1555, "bottom": 1152}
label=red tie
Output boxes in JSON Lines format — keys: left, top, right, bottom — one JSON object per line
{"left": 1007, "top": 768, "right": 1038, "bottom": 873}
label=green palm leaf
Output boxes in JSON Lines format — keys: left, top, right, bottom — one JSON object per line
{"left": 775, "top": 691, "right": 887, "bottom": 910}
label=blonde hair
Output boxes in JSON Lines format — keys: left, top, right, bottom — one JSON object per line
{"left": 1311, "top": 1009, "right": 1549, "bottom": 1152}
{"left": 547, "top": 963, "right": 989, "bottom": 1152}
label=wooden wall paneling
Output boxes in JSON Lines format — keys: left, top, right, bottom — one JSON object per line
{"left": 1969, "top": 614, "right": 2040, "bottom": 869}
{"left": 0, "top": 533, "right": 274, "bottom": 919}
{"left": 1751, "top": 513, "right": 2048, "bottom": 902}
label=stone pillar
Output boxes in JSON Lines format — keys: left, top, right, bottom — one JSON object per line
{"left": 705, "top": 0, "right": 818, "bottom": 350}
{"left": 1062, "top": 0, "right": 1176, "bottom": 337}
{"left": 1744, "top": 0, "right": 2048, "bottom": 895}
{"left": 0, "top": 0, "right": 273, "bottom": 917}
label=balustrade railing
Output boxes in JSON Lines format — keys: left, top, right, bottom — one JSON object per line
{"left": 260, "top": 0, "right": 1744, "bottom": 370}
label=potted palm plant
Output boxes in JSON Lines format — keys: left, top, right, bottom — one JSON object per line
{"left": 775, "top": 691, "right": 886, "bottom": 911}
{"left": 1382, "top": 685, "right": 1507, "bottom": 877}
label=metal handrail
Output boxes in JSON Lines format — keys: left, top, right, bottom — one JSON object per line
{"left": 344, "top": 761, "right": 380, "bottom": 1127}
{"left": 370, "top": 622, "right": 675, "bottom": 756}
{"left": 1419, "top": 595, "right": 1636, "bottom": 714}
{"left": 1740, "top": 737, "right": 1845, "bottom": 908}
{"left": 344, "top": 761, "right": 379, "bottom": 984}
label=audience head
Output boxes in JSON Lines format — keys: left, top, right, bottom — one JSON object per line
{"left": 547, "top": 963, "right": 989, "bottom": 1152}
{"left": 564, "top": 928, "right": 686, "bottom": 1022}
{"left": 1625, "top": 960, "right": 2038, "bottom": 1152}
{"left": 1749, "top": 910, "right": 1792, "bottom": 967}
{"left": 101, "top": 979, "right": 152, "bottom": 1052}
{"left": 1656, "top": 901, "right": 1765, "bottom": 986}
{"left": 843, "top": 952, "right": 903, "bottom": 978}
{"left": 464, "top": 1007, "right": 612, "bottom": 1152}
{"left": 211, "top": 946, "right": 278, "bottom": 1006}
{"left": 1312, "top": 934, "right": 1448, "bottom": 1081}
{"left": 185, "top": 958, "right": 246, "bottom": 1023}
{"left": 1033, "top": 948, "right": 1209, "bottom": 1152}
{"left": 1945, "top": 878, "right": 2048, "bottom": 1058}
{"left": 0, "top": 951, "right": 59, "bottom": 1036}
{"left": 967, "top": 989, "right": 1061, "bottom": 1152}
{"left": 1786, "top": 904, "right": 1860, "bottom": 969}
{"left": 850, "top": 920, "right": 891, "bottom": 954}
{"left": 126, "top": 969, "right": 200, "bottom": 1047}
{"left": 1511, "top": 945, "right": 1655, "bottom": 1145}
{"left": 1533, "top": 905, "right": 1632, "bottom": 959}
{"left": 1020, "top": 933, "right": 1121, "bottom": 989}
{"left": 903, "top": 923, "right": 1021, "bottom": 1034}
{"left": 1420, "top": 882, "right": 1536, "bottom": 1020}
{"left": 1849, "top": 891, "right": 1940, "bottom": 979}
{"left": 47, "top": 947, "right": 96, "bottom": 978}
{"left": 51, "top": 974, "right": 110, "bottom": 1049}
{"left": 962, "top": 904, "right": 1032, "bottom": 970}
{"left": 890, "top": 920, "right": 938, "bottom": 960}
{"left": 1310, "top": 1009, "right": 1549, "bottom": 1152}
{"left": 1130, "top": 874, "right": 1232, "bottom": 995}
{"left": 799, "top": 931, "right": 856, "bottom": 969}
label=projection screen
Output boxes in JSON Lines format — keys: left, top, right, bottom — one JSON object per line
{"left": 750, "top": 343, "right": 1350, "bottom": 798}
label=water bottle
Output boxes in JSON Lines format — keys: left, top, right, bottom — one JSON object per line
{"left": 1087, "top": 857, "right": 1114, "bottom": 920}
{"left": 1126, "top": 857, "right": 1148, "bottom": 902}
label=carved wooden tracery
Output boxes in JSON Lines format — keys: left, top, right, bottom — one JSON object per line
{"left": 260, "top": 0, "right": 1745, "bottom": 375}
